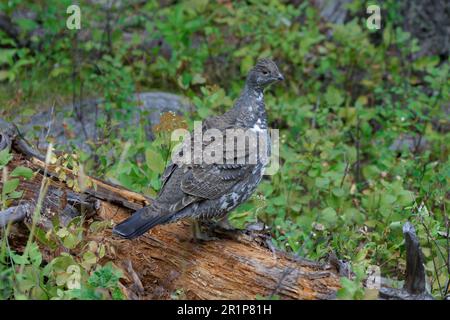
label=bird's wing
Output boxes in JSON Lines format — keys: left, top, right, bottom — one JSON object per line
{"left": 159, "top": 161, "right": 177, "bottom": 195}
{"left": 180, "top": 124, "right": 257, "bottom": 199}
{"left": 180, "top": 163, "right": 254, "bottom": 199}
{"left": 158, "top": 115, "right": 223, "bottom": 193}
{"left": 159, "top": 115, "right": 257, "bottom": 201}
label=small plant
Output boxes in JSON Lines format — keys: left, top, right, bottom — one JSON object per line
{"left": 0, "top": 0, "right": 448, "bottom": 299}
{"left": 0, "top": 149, "right": 124, "bottom": 300}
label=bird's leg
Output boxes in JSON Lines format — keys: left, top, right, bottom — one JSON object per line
{"left": 213, "top": 216, "right": 267, "bottom": 234}
{"left": 214, "top": 215, "right": 238, "bottom": 231}
{"left": 191, "top": 219, "right": 218, "bottom": 242}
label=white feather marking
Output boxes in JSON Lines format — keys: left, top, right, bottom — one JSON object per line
{"left": 219, "top": 195, "right": 229, "bottom": 210}
{"left": 251, "top": 123, "right": 264, "bottom": 132}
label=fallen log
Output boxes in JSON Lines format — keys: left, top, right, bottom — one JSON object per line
{"left": 0, "top": 119, "right": 341, "bottom": 300}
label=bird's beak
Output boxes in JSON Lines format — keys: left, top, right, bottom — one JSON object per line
{"left": 277, "top": 74, "right": 284, "bottom": 81}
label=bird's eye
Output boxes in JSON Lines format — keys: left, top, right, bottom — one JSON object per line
{"left": 262, "top": 70, "right": 269, "bottom": 75}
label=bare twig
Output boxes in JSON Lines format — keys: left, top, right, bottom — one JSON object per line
{"left": 340, "top": 154, "right": 350, "bottom": 188}
{"left": 420, "top": 216, "right": 444, "bottom": 295}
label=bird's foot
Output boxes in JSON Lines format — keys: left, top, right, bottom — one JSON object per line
{"left": 193, "top": 231, "right": 219, "bottom": 242}
{"left": 191, "top": 220, "right": 219, "bottom": 242}
{"left": 212, "top": 219, "right": 267, "bottom": 234}
{"left": 191, "top": 219, "right": 269, "bottom": 242}
{"left": 212, "top": 218, "right": 238, "bottom": 231}
{"left": 243, "top": 221, "right": 267, "bottom": 233}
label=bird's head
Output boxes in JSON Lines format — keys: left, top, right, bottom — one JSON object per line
{"left": 246, "top": 58, "right": 284, "bottom": 90}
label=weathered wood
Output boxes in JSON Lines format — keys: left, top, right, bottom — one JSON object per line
{"left": 403, "top": 222, "right": 427, "bottom": 294}
{"left": 0, "top": 203, "right": 32, "bottom": 227}
{"left": 30, "top": 157, "right": 150, "bottom": 211}
{"left": 0, "top": 120, "right": 341, "bottom": 300}
{"left": 100, "top": 206, "right": 340, "bottom": 299}
{"left": 378, "top": 222, "right": 434, "bottom": 300}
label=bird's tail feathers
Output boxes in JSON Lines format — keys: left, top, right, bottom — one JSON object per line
{"left": 112, "top": 205, "right": 174, "bottom": 239}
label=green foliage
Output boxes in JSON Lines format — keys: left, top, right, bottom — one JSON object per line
{"left": 0, "top": 223, "right": 123, "bottom": 300}
{"left": 0, "top": 151, "right": 123, "bottom": 300}
{"left": 0, "top": 0, "right": 449, "bottom": 299}
{"left": 0, "top": 149, "right": 13, "bottom": 168}
{"left": 1, "top": 152, "right": 32, "bottom": 209}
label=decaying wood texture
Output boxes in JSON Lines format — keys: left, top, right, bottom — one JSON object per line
{"left": 379, "top": 223, "right": 434, "bottom": 300}
{"left": 0, "top": 121, "right": 341, "bottom": 300}
{"left": 103, "top": 210, "right": 341, "bottom": 299}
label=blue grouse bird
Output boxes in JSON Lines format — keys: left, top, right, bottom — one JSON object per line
{"left": 113, "top": 59, "right": 284, "bottom": 239}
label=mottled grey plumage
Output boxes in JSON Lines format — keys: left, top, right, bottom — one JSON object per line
{"left": 113, "top": 59, "right": 283, "bottom": 239}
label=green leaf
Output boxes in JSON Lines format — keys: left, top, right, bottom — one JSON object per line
{"left": 240, "top": 55, "right": 254, "bottom": 74}
{"left": 192, "top": 73, "right": 206, "bottom": 85}
{"left": 56, "top": 227, "right": 69, "bottom": 238}
{"left": 15, "top": 271, "right": 36, "bottom": 292}
{"left": 50, "top": 67, "right": 70, "bottom": 78}
{"left": 10, "top": 252, "right": 29, "bottom": 265}
{"left": 389, "top": 221, "right": 402, "bottom": 231}
{"left": 332, "top": 187, "right": 345, "bottom": 197}
{"left": 272, "top": 196, "right": 286, "bottom": 206}
{"left": 16, "top": 18, "right": 38, "bottom": 32}
{"left": 320, "top": 207, "right": 338, "bottom": 227}
{"left": 45, "top": 254, "right": 76, "bottom": 277}
{"left": 29, "top": 242, "right": 42, "bottom": 267}
{"left": 0, "top": 49, "right": 15, "bottom": 65}
{"left": 8, "top": 190, "right": 24, "bottom": 199}
{"left": 63, "top": 233, "right": 81, "bottom": 249}
{"left": 10, "top": 166, "right": 33, "bottom": 179}
{"left": 3, "top": 178, "right": 20, "bottom": 194}
{"left": 89, "top": 220, "right": 111, "bottom": 233}
{"left": 82, "top": 251, "right": 97, "bottom": 269}
{"left": 189, "top": 0, "right": 209, "bottom": 12}
{"left": 56, "top": 272, "right": 69, "bottom": 287}
{"left": 0, "top": 70, "right": 10, "bottom": 81}
{"left": 0, "top": 149, "right": 13, "bottom": 167}
{"left": 325, "top": 86, "right": 344, "bottom": 107}
{"left": 88, "top": 263, "right": 123, "bottom": 289}
{"left": 315, "top": 177, "right": 330, "bottom": 189}
{"left": 145, "top": 149, "right": 165, "bottom": 174}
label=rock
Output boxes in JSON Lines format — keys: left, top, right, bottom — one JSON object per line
{"left": 400, "top": 0, "right": 449, "bottom": 59}
{"left": 389, "top": 134, "right": 429, "bottom": 154}
{"left": 16, "top": 92, "right": 194, "bottom": 153}
{"left": 314, "top": 0, "right": 353, "bottom": 24}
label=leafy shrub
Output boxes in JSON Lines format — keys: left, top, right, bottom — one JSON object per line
{"left": 0, "top": 0, "right": 448, "bottom": 299}
{"left": 0, "top": 150, "right": 123, "bottom": 300}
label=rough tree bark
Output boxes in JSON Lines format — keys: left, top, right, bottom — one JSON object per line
{"left": 0, "top": 120, "right": 341, "bottom": 300}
